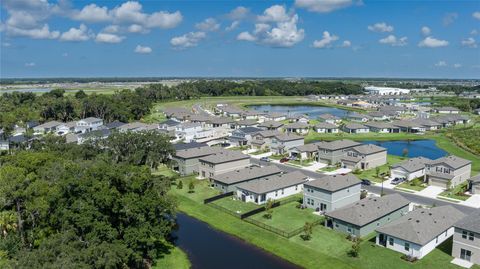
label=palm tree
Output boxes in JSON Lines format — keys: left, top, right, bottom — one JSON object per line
{"left": 0, "top": 211, "right": 17, "bottom": 238}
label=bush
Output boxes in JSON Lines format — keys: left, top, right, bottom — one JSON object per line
{"left": 401, "top": 255, "right": 418, "bottom": 263}
{"left": 177, "top": 180, "right": 183, "bottom": 189}
{"left": 188, "top": 181, "right": 195, "bottom": 193}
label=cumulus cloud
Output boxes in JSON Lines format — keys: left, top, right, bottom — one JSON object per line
{"left": 418, "top": 36, "right": 449, "bottom": 48}
{"left": 108, "top": 2, "right": 182, "bottom": 29}
{"left": 367, "top": 22, "right": 394, "bottom": 33}
{"left": 7, "top": 24, "right": 60, "bottom": 39}
{"left": 71, "top": 4, "right": 110, "bottom": 23}
{"left": 379, "top": 35, "right": 407, "bottom": 46}
{"left": 435, "top": 61, "right": 447, "bottom": 67}
{"left": 134, "top": 45, "right": 152, "bottom": 54}
{"left": 443, "top": 12, "right": 458, "bottom": 26}
{"left": 237, "top": 31, "right": 257, "bottom": 41}
{"left": 128, "top": 24, "right": 148, "bottom": 33}
{"left": 295, "top": 0, "right": 359, "bottom": 13}
{"left": 257, "top": 5, "right": 290, "bottom": 23}
{"left": 195, "top": 18, "right": 220, "bottom": 32}
{"left": 60, "top": 24, "right": 91, "bottom": 41}
{"left": 312, "top": 31, "right": 339, "bottom": 48}
{"left": 461, "top": 37, "right": 477, "bottom": 48}
{"left": 25, "top": 62, "right": 36, "bottom": 67}
{"left": 471, "top": 29, "right": 478, "bottom": 36}
{"left": 340, "top": 40, "right": 351, "bottom": 47}
{"left": 226, "top": 21, "right": 240, "bottom": 31}
{"left": 170, "top": 31, "right": 206, "bottom": 49}
{"left": 421, "top": 26, "right": 431, "bottom": 36}
{"left": 95, "top": 32, "right": 125, "bottom": 43}
{"left": 227, "top": 6, "right": 249, "bottom": 20}
{"left": 474, "top": 12, "right": 480, "bottom": 20}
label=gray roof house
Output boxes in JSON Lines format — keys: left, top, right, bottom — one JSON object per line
{"left": 235, "top": 119, "right": 259, "bottom": 128}
{"left": 325, "top": 193, "right": 410, "bottom": 237}
{"left": 318, "top": 113, "right": 341, "bottom": 124}
{"left": 468, "top": 174, "right": 480, "bottom": 195}
{"left": 198, "top": 150, "right": 251, "bottom": 179}
{"left": 342, "top": 123, "right": 370, "bottom": 134}
{"left": 341, "top": 144, "right": 387, "bottom": 170}
{"left": 284, "top": 122, "right": 310, "bottom": 135}
{"left": 229, "top": 127, "right": 263, "bottom": 146}
{"left": 172, "top": 146, "right": 224, "bottom": 176}
{"left": 33, "top": 121, "right": 62, "bottom": 134}
{"left": 257, "top": 120, "right": 284, "bottom": 130}
{"left": 452, "top": 210, "right": 480, "bottom": 265}
{"left": 391, "top": 157, "right": 432, "bottom": 181}
{"left": 270, "top": 133, "right": 304, "bottom": 155}
{"left": 316, "top": 139, "right": 361, "bottom": 165}
{"left": 235, "top": 171, "right": 308, "bottom": 205}
{"left": 212, "top": 165, "right": 282, "bottom": 193}
{"left": 425, "top": 155, "right": 472, "bottom": 188}
{"left": 304, "top": 174, "right": 361, "bottom": 213}
{"left": 314, "top": 122, "right": 339, "bottom": 133}
{"left": 376, "top": 206, "right": 466, "bottom": 259}
{"left": 433, "top": 106, "right": 460, "bottom": 114}
{"left": 364, "top": 122, "right": 400, "bottom": 133}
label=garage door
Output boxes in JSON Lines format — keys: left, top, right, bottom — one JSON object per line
{"left": 391, "top": 169, "right": 407, "bottom": 179}
{"left": 429, "top": 178, "right": 447, "bottom": 188}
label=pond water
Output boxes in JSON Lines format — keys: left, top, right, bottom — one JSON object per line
{"left": 249, "top": 104, "right": 349, "bottom": 118}
{"left": 0, "top": 88, "right": 52, "bottom": 94}
{"left": 364, "top": 139, "right": 447, "bottom": 160}
{"left": 174, "top": 213, "right": 299, "bottom": 269}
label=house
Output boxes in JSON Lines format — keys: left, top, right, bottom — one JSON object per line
{"left": 105, "top": 121, "right": 126, "bottom": 130}
{"left": 56, "top": 121, "right": 77, "bottom": 135}
{"left": 33, "top": 121, "right": 62, "bottom": 134}
{"left": 240, "top": 111, "right": 263, "bottom": 120}
{"left": 376, "top": 206, "right": 466, "bottom": 259}
{"left": 433, "top": 107, "right": 460, "bottom": 114}
{"left": 364, "top": 122, "right": 400, "bottom": 133}
{"left": 367, "top": 111, "right": 393, "bottom": 121}
{"left": 208, "top": 117, "right": 235, "bottom": 129}
{"left": 159, "top": 119, "right": 181, "bottom": 131}
{"left": 249, "top": 130, "right": 281, "bottom": 150}
{"left": 118, "top": 122, "right": 159, "bottom": 133}
{"left": 163, "top": 107, "right": 192, "bottom": 121}
{"left": 235, "top": 119, "right": 259, "bottom": 128}
{"left": 425, "top": 155, "right": 472, "bottom": 188}
{"left": 212, "top": 165, "right": 282, "bottom": 193}
{"left": 77, "top": 129, "right": 110, "bottom": 144}
{"left": 304, "top": 174, "right": 361, "bottom": 213}
{"left": 257, "top": 120, "right": 284, "bottom": 131}
{"left": 341, "top": 144, "right": 387, "bottom": 170}
{"left": 284, "top": 122, "right": 310, "bottom": 135}
{"left": 174, "top": 141, "right": 209, "bottom": 151}
{"left": 288, "top": 114, "right": 309, "bottom": 124}
{"left": 325, "top": 193, "right": 410, "bottom": 237}
{"left": 262, "top": 112, "right": 287, "bottom": 122}
{"left": 392, "top": 120, "right": 426, "bottom": 133}
{"left": 0, "top": 140, "right": 9, "bottom": 151}
{"left": 270, "top": 133, "right": 304, "bottom": 155}
{"left": 475, "top": 108, "right": 480, "bottom": 115}
{"left": 342, "top": 123, "right": 370, "bottom": 134}
{"left": 452, "top": 210, "right": 480, "bottom": 265}
{"left": 412, "top": 118, "right": 441, "bottom": 131}
{"left": 172, "top": 147, "right": 224, "bottom": 176}
{"left": 346, "top": 112, "right": 371, "bottom": 123}
{"left": 235, "top": 171, "right": 308, "bottom": 205}
{"left": 314, "top": 122, "right": 339, "bottom": 133}
{"left": 468, "top": 175, "right": 480, "bottom": 195}
{"left": 318, "top": 113, "right": 341, "bottom": 124}
{"left": 76, "top": 117, "right": 104, "bottom": 132}
{"left": 229, "top": 127, "right": 263, "bottom": 146}
{"left": 317, "top": 139, "right": 361, "bottom": 165}
{"left": 290, "top": 142, "right": 321, "bottom": 160}
{"left": 391, "top": 157, "right": 432, "bottom": 181}
{"left": 175, "top": 122, "right": 206, "bottom": 142}
{"left": 198, "top": 150, "right": 250, "bottom": 179}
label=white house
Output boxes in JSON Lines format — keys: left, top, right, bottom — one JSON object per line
{"left": 433, "top": 107, "right": 460, "bottom": 114}
{"left": 364, "top": 86, "right": 411, "bottom": 95}
{"left": 175, "top": 122, "right": 204, "bottom": 142}
{"left": 76, "top": 117, "right": 104, "bottom": 133}
{"left": 391, "top": 157, "right": 432, "bottom": 181}
{"left": 376, "top": 206, "right": 466, "bottom": 259}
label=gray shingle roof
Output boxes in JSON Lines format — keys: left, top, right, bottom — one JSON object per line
{"left": 274, "top": 133, "right": 304, "bottom": 142}
{"left": 258, "top": 121, "right": 284, "bottom": 128}
{"left": 455, "top": 209, "right": 480, "bottom": 233}
{"left": 236, "top": 171, "right": 308, "bottom": 194}
{"left": 305, "top": 174, "right": 361, "bottom": 192}
{"left": 209, "top": 117, "right": 235, "bottom": 124}
{"left": 318, "top": 113, "right": 340, "bottom": 120}
{"left": 469, "top": 174, "right": 480, "bottom": 184}
{"left": 284, "top": 122, "right": 310, "bottom": 129}
{"left": 253, "top": 130, "right": 282, "bottom": 138}
{"left": 235, "top": 127, "right": 263, "bottom": 134}
{"left": 292, "top": 142, "right": 321, "bottom": 153}
{"left": 392, "top": 157, "right": 432, "bottom": 173}
{"left": 364, "top": 122, "right": 397, "bottom": 129}
{"left": 236, "top": 119, "right": 258, "bottom": 126}
{"left": 212, "top": 165, "right": 282, "bottom": 185}
{"left": 199, "top": 150, "right": 249, "bottom": 164}
{"left": 343, "top": 123, "right": 368, "bottom": 130}
{"left": 376, "top": 206, "right": 466, "bottom": 245}
{"left": 428, "top": 155, "right": 471, "bottom": 169}
{"left": 174, "top": 142, "right": 208, "bottom": 151}
{"left": 325, "top": 194, "right": 410, "bottom": 227}
{"left": 174, "top": 146, "right": 224, "bottom": 159}
{"left": 316, "top": 139, "right": 361, "bottom": 151}
{"left": 350, "top": 144, "right": 386, "bottom": 155}
{"left": 35, "top": 121, "right": 62, "bottom": 129}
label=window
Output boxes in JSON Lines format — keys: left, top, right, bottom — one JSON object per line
{"left": 404, "top": 242, "right": 410, "bottom": 251}
{"left": 460, "top": 249, "right": 472, "bottom": 261}
{"left": 347, "top": 227, "right": 352, "bottom": 233}
{"left": 436, "top": 237, "right": 438, "bottom": 244}
{"left": 462, "top": 231, "right": 468, "bottom": 239}
{"left": 469, "top": 232, "right": 474, "bottom": 241}
{"left": 281, "top": 189, "right": 284, "bottom": 195}
{"left": 389, "top": 238, "right": 394, "bottom": 246}
{"left": 275, "top": 191, "right": 278, "bottom": 197}
{"left": 335, "top": 223, "right": 339, "bottom": 228}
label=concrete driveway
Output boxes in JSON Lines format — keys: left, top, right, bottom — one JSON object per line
{"left": 248, "top": 152, "right": 272, "bottom": 159}
{"left": 461, "top": 194, "right": 480, "bottom": 208}
{"left": 323, "top": 168, "right": 352, "bottom": 175}
{"left": 302, "top": 162, "right": 327, "bottom": 172}
{"left": 417, "top": 186, "right": 445, "bottom": 198}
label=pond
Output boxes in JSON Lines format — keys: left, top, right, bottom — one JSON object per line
{"left": 174, "top": 213, "right": 299, "bottom": 269}
{"left": 364, "top": 139, "right": 447, "bottom": 160}
{"left": 249, "top": 104, "right": 349, "bottom": 118}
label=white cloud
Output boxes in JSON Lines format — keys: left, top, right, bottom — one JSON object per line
{"left": 72, "top": 4, "right": 110, "bottom": 23}
{"left": 2, "top": 42, "right": 12, "bottom": 47}
{"left": 226, "top": 21, "right": 240, "bottom": 31}
{"left": 379, "top": 35, "right": 407, "bottom": 46}
{"left": 6, "top": 24, "right": 59, "bottom": 39}
{"left": 95, "top": 32, "right": 125, "bottom": 43}
{"left": 367, "top": 22, "right": 394, "bottom": 33}
{"left": 312, "top": 31, "right": 339, "bottom": 48}
{"left": 195, "top": 18, "right": 220, "bottom": 32}
{"left": 237, "top": 31, "right": 256, "bottom": 41}
{"left": 60, "top": 24, "right": 91, "bottom": 42}
{"left": 418, "top": 36, "right": 449, "bottom": 48}
{"left": 453, "top": 63, "right": 462, "bottom": 68}
{"left": 227, "top": 6, "right": 249, "bottom": 20}
{"left": 340, "top": 40, "right": 351, "bottom": 47}
{"left": 128, "top": 24, "right": 148, "bottom": 33}
{"left": 443, "top": 12, "right": 458, "bottom": 26}
{"left": 144, "top": 11, "right": 182, "bottom": 29}
{"left": 471, "top": 29, "right": 478, "bottom": 36}
{"left": 295, "top": 0, "right": 358, "bottom": 13}
{"left": 461, "top": 37, "right": 477, "bottom": 48}
{"left": 108, "top": 1, "right": 182, "bottom": 29}
{"left": 170, "top": 31, "right": 206, "bottom": 49}
{"left": 103, "top": 25, "right": 120, "bottom": 33}
{"left": 473, "top": 12, "right": 480, "bottom": 20}
{"left": 421, "top": 26, "right": 431, "bottom": 36}
{"left": 257, "top": 5, "right": 290, "bottom": 22}
{"left": 134, "top": 45, "right": 152, "bottom": 54}
{"left": 25, "top": 62, "right": 35, "bottom": 67}
{"left": 435, "top": 61, "right": 447, "bottom": 67}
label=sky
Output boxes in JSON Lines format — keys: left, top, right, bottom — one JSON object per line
{"left": 0, "top": 0, "right": 479, "bottom": 79}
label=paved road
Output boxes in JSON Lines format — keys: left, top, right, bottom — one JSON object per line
{"left": 252, "top": 157, "right": 477, "bottom": 215}
{"left": 193, "top": 103, "right": 213, "bottom": 116}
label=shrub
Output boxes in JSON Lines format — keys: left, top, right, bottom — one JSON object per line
{"left": 401, "top": 255, "right": 418, "bottom": 263}
{"left": 188, "top": 181, "right": 195, "bottom": 193}
{"left": 177, "top": 180, "right": 183, "bottom": 189}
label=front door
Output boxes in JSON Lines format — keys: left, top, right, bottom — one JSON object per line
{"left": 460, "top": 249, "right": 472, "bottom": 261}
{"left": 320, "top": 203, "right": 327, "bottom": 211}
{"left": 241, "top": 194, "right": 246, "bottom": 202}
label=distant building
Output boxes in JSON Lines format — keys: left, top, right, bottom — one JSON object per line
{"left": 364, "top": 86, "right": 411, "bottom": 95}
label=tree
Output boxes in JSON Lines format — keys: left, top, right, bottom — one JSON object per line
{"left": 301, "top": 222, "right": 314, "bottom": 241}
{"left": 177, "top": 180, "right": 183, "bottom": 189}
{"left": 375, "top": 167, "right": 381, "bottom": 178}
{"left": 263, "top": 199, "right": 274, "bottom": 219}
{"left": 188, "top": 181, "right": 195, "bottom": 193}
{"left": 347, "top": 238, "right": 361, "bottom": 257}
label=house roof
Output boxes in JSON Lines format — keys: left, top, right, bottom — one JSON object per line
{"left": 174, "top": 141, "right": 208, "bottom": 151}
{"left": 343, "top": 123, "right": 368, "bottom": 130}
{"left": 274, "top": 133, "right": 304, "bottom": 142}
{"left": 391, "top": 120, "right": 423, "bottom": 129}
{"left": 253, "top": 130, "right": 282, "bottom": 138}
{"left": 292, "top": 142, "right": 321, "bottom": 153}
{"left": 314, "top": 122, "right": 338, "bottom": 129}
{"left": 316, "top": 139, "right": 361, "bottom": 151}
{"left": 284, "top": 122, "right": 310, "bottom": 129}
{"left": 79, "top": 117, "right": 102, "bottom": 123}
{"left": 236, "top": 171, "right": 308, "bottom": 194}
{"left": 199, "top": 150, "right": 250, "bottom": 164}
{"left": 160, "top": 119, "right": 181, "bottom": 127}
{"left": 347, "top": 112, "right": 371, "bottom": 120}
{"left": 427, "top": 155, "right": 471, "bottom": 169}
{"left": 364, "top": 122, "right": 397, "bottom": 129}
{"left": 209, "top": 117, "right": 235, "bottom": 124}
{"left": 325, "top": 194, "right": 410, "bottom": 227}
{"left": 212, "top": 165, "right": 282, "bottom": 185}
{"left": 350, "top": 144, "right": 387, "bottom": 155}
{"left": 235, "top": 127, "right": 263, "bottom": 134}
{"left": 435, "top": 106, "right": 460, "bottom": 111}
{"left": 455, "top": 209, "right": 480, "bottom": 233}
{"left": 392, "top": 157, "right": 432, "bottom": 173}
{"left": 305, "top": 174, "right": 361, "bottom": 192}
{"left": 174, "top": 146, "right": 224, "bottom": 159}
{"left": 78, "top": 129, "right": 110, "bottom": 139}
{"left": 35, "top": 121, "right": 62, "bottom": 129}
{"left": 258, "top": 121, "right": 284, "bottom": 128}
{"left": 106, "top": 121, "right": 126, "bottom": 129}
{"left": 376, "top": 206, "right": 466, "bottom": 246}
{"left": 236, "top": 119, "right": 258, "bottom": 126}
{"left": 318, "top": 113, "right": 340, "bottom": 120}
{"left": 469, "top": 174, "right": 480, "bottom": 184}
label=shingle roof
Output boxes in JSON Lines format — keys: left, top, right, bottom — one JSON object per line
{"left": 325, "top": 194, "right": 410, "bottom": 227}
{"left": 209, "top": 117, "right": 235, "bottom": 124}
{"left": 212, "top": 165, "right": 282, "bottom": 185}
{"left": 174, "top": 142, "right": 208, "bottom": 151}
{"left": 274, "top": 133, "right": 304, "bottom": 142}
{"left": 318, "top": 113, "right": 340, "bottom": 120}
{"left": 253, "top": 130, "right": 282, "bottom": 138}
{"left": 392, "top": 157, "right": 432, "bottom": 173}
{"left": 236, "top": 171, "right": 308, "bottom": 194}
{"left": 235, "top": 127, "right": 263, "bottom": 134}
{"left": 316, "top": 139, "right": 361, "bottom": 151}
{"left": 174, "top": 146, "right": 224, "bottom": 159}
{"left": 35, "top": 121, "right": 62, "bottom": 129}
{"left": 376, "top": 206, "right": 466, "bottom": 245}
{"left": 106, "top": 121, "right": 126, "bottom": 129}
{"left": 364, "top": 122, "right": 397, "bottom": 129}
{"left": 80, "top": 117, "right": 102, "bottom": 123}
{"left": 258, "top": 121, "right": 284, "bottom": 128}
{"left": 455, "top": 209, "right": 480, "bottom": 233}
{"left": 284, "top": 122, "right": 310, "bottom": 129}
{"left": 236, "top": 119, "right": 258, "bottom": 126}
{"left": 292, "top": 142, "right": 321, "bottom": 153}
{"left": 428, "top": 155, "right": 471, "bottom": 169}
{"left": 305, "top": 174, "right": 361, "bottom": 192}
{"left": 469, "top": 174, "right": 480, "bottom": 184}
{"left": 435, "top": 106, "right": 460, "bottom": 111}
{"left": 199, "top": 150, "right": 249, "bottom": 164}
{"left": 343, "top": 123, "right": 368, "bottom": 130}
{"left": 160, "top": 119, "right": 181, "bottom": 127}
{"left": 350, "top": 144, "right": 386, "bottom": 155}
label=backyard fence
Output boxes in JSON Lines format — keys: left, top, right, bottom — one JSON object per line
{"left": 243, "top": 216, "right": 324, "bottom": 238}
{"left": 206, "top": 202, "right": 241, "bottom": 218}
{"left": 203, "top": 191, "right": 233, "bottom": 204}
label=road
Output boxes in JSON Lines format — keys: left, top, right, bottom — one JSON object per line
{"left": 251, "top": 157, "right": 478, "bottom": 215}
{"left": 192, "top": 103, "right": 213, "bottom": 116}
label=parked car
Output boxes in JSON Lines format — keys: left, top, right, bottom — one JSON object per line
{"left": 280, "top": 157, "right": 289, "bottom": 163}
{"left": 391, "top": 177, "right": 405, "bottom": 185}
{"left": 361, "top": 179, "right": 371, "bottom": 186}
{"left": 289, "top": 156, "right": 297, "bottom": 161}
{"left": 260, "top": 157, "right": 271, "bottom": 162}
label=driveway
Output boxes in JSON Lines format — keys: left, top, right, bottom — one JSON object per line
{"left": 248, "top": 152, "right": 272, "bottom": 159}
{"left": 461, "top": 194, "right": 480, "bottom": 208}
{"left": 302, "top": 162, "right": 327, "bottom": 172}
{"left": 417, "top": 186, "right": 445, "bottom": 198}
{"left": 323, "top": 168, "right": 352, "bottom": 175}
{"left": 374, "top": 178, "right": 397, "bottom": 190}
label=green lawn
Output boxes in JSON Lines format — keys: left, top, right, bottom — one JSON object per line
{"left": 248, "top": 202, "right": 321, "bottom": 233}
{"left": 152, "top": 164, "right": 177, "bottom": 178}
{"left": 355, "top": 155, "right": 405, "bottom": 183}
{"left": 270, "top": 154, "right": 288, "bottom": 160}
{"left": 211, "top": 196, "right": 261, "bottom": 214}
{"left": 172, "top": 176, "right": 220, "bottom": 203}
{"left": 289, "top": 159, "right": 314, "bottom": 167}
{"left": 319, "top": 166, "right": 338, "bottom": 172}
{"left": 438, "top": 182, "right": 471, "bottom": 201}
{"left": 396, "top": 177, "right": 427, "bottom": 192}
{"left": 153, "top": 246, "right": 191, "bottom": 269}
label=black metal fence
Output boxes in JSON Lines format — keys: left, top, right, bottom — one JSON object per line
{"left": 203, "top": 191, "right": 234, "bottom": 204}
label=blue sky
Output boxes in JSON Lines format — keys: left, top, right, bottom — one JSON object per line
{"left": 1, "top": 0, "right": 479, "bottom": 78}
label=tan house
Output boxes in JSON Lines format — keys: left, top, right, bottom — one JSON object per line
{"left": 469, "top": 175, "right": 480, "bottom": 194}
{"left": 341, "top": 144, "right": 387, "bottom": 170}
{"left": 198, "top": 150, "right": 250, "bottom": 180}
{"left": 425, "top": 155, "right": 471, "bottom": 188}
{"left": 452, "top": 211, "right": 480, "bottom": 265}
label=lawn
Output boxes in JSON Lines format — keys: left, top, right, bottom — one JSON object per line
{"left": 355, "top": 155, "right": 405, "bottom": 183}
{"left": 396, "top": 177, "right": 427, "bottom": 192}
{"left": 270, "top": 154, "right": 288, "bottom": 160}
{"left": 152, "top": 164, "right": 177, "bottom": 178}
{"left": 247, "top": 202, "right": 321, "bottom": 233}
{"left": 438, "top": 182, "right": 471, "bottom": 201}
{"left": 211, "top": 196, "right": 261, "bottom": 214}
{"left": 172, "top": 176, "right": 220, "bottom": 203}
{"left": 289, "top": 159, "right": 314, "bottom": 167}
{"left": 153, "top": 246, "right": 191, "bottom": 269}
{"left": 318, "top": 166, "right": 338, "bottom": 172}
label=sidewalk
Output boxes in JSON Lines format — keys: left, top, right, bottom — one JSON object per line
{"left": 417, "top": 186, "right": 444, "bottom": 198}
{"left": 460, "top": 194, "right": 480, "bottom": 208}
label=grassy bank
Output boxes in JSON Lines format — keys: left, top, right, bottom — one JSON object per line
{"left": 153, "top": 246, "right": 191, "bottom": 269}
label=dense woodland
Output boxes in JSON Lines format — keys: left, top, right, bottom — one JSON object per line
{"left": 0, "top": 131, "right": 176, "bottom": 268}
